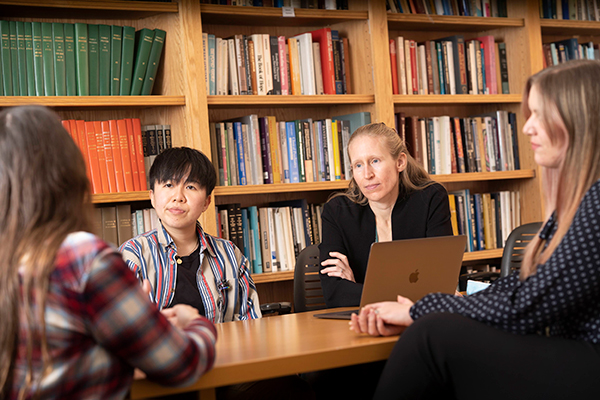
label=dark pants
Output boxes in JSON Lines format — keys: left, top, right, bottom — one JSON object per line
{"left": 374, "top": 313, "right": 600, "bottom": 400}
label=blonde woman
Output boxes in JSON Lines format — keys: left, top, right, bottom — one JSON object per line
{"left": 352, "top": 60, "right": 600, "bottom": 399}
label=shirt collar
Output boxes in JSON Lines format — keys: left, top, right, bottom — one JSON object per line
{"left": 157, "top": 220, "right": 216, "bottom": 258}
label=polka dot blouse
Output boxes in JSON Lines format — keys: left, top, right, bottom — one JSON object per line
{"left": 410, "top": 180, "right": 600, "bottom": 343}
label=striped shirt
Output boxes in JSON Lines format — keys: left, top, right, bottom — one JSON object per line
{"left": 12, "top": 232, "right": 217, "bottom": 400}
{"left": 119, "top": 221, "right": 261, "bottom": 323}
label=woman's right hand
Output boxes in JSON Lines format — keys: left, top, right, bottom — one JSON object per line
{"left": 349, "top": 295, "right": 415, "bottom": 336}
{"left": 161, "top": 304, "right": 201, "bottom": 330}
{"left": 320, "top": 251, "right": 356, "bottom": 282}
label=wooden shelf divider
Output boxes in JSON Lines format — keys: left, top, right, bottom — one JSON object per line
{"left": 0, "top": 96, "right": 185, "bottom": 108}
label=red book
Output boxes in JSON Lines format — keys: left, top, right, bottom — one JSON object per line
{"left": 109, "top": 120, "right": 126, "bottom": 192}
{"left": 101, "top": 121, "right": 118, "bottom": 193}
{"left": 94, "top": 121, "right": 110, "bottom": 193}
{"left": 131, "top": 118, "right": 148, "bottom": 191}
{"left": 61, "top": 120, "right": 77, "bottom": 146}
{"left": 409, "top": 40, "right": 418, "bottom": 95}
{"left": 309, "top": 27, "right": 336, "bottom": 94}
{"left": 74, "top": 120, "right": 91, "bottom": 183}
{"left": 116, "top": 119, "right": 135, "bottom": 192}
{"left": 68, "top": 120, "right": 79, "bottom": 148}
{"left": 84, "top": 121, "right": 103, "bottom": 194}
{"left": 474, "top": 35, "right": 497, "bottom": 94}
{"left": 390, "top": 39, "right": 399, "bottom": 95}
{"left": 124, "top": 118, "right": 141, "bottom": 191}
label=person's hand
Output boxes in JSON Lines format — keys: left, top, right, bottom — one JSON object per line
{"left": 161, "top": 304, "right": 201, "bottom": 330}
{"left": 349, "top": 295, "right": 414, "bottom": 336}
{"left": 320, "top": 252, "right": 356, "bottom": 282}
{"left": 141, "top": 279, "right": 151, "bottom": 297}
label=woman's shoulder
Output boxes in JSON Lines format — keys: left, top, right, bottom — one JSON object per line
{"left": 324, "top": 195, "right": 363, "bottom": 215}
{"left": 406, "top": 182, "right": 448, "bottom": 201}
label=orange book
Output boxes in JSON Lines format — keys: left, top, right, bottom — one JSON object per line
{"left": 74, "top": 120, "right": 91, "bottom": 184}
{"left": 84, "top": 121, "right": 103, "bottom": 194}
{"left": 101, "top": 121, "right": 118, "bottom": 193}
{"left": 68, "top": 120, "right": 79, "bottom": 148}
{"left": 109, "top": 120, "right": 126, "bottom": 192}
{"left": 131, "top": 118, "right": 147, "bottom": 191}
{"left": 125, "top": 118, "right": 141, "bottom": 191}
{"left": 116, "top": 119, "right": 135, "bottom": 192}
{"left": 288, "top": 37, "right": 302, "bottom": 95}
{"left": 94, "top": 121, "right": 110, "bottom": 193}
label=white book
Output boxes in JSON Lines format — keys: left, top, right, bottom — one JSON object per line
{"left": 415, "top": 44, "right": 423, "bottom": 95}
{"left": 495, "top": 111, "right": 508, "bottom": 171}
{"left": 432, "top": 117, "right": 442, "bottom": 174}
{"left": 419, "top": 118, "right": 428, "bottom": 173}
{"left": 324, "top": 0, "right": 336, "bottom": 9}
{"left": 312, "top": 42, "right": 324, "bottom": 95}
{"left": 273, "top": 208, "right": 290, "bottom": 271}
{"left": 396, "top": 36, "right": 407, "bottom": 95}
{"left": 227, "top": 39, "right": 239, "bottom": 95}
{"left": 282, "top": 207, "right": 296, "bottom": 270}
{"left": 293, "top": 208, "right": 306, "bottom": 250}
{"left": 439, "top": 116, "right": 452, "bottom": 174}
{"left": 418, "top": 44, "right": 428, "bottom": 95}
{"left": 278, "top": 122, "right": 291, "bottom": 183}
{"left": 215, "top": 37, "right": 224, "bottom": 95}
{"left": 468, "top": 41, "right": 478, "bottom": 95}
{"left": 483, "top": 116, "right": 496, "bottom": 172}
{"left": 325, "top": 119, "right": 335, "bottom": 181}
{"left": 435, "top": 0, "right": 444, "bottom": 14}
{"left": 404, "top": 39, "right": 413, "bottom": 95}
{"left": 444, "top": 41, "right": 456, "bottom": 95}
{"left": 267, "top": 208, "right": 280, "bottom": 271}
{"left": 501, "top": 111, "right": 515, "bottom": 170}
{"left": 262, "top": 34, "right": 273, "bottom": 95}
{"left": 250, "top": 34, "right": 266, "bottom": 95}
{"left": 219, "top": 208, "right": 229, "bottom": 239}
{"left": 293, "top": 32, "right": 316, "bottom": 95}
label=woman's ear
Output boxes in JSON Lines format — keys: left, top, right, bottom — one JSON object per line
{"left": 397, "top": 152, "right": 408, "bottom": 172}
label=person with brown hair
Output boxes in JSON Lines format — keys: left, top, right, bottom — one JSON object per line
{"left": 0, "top": 106, "right": 217, "bottom": 400}
{"left": 352, "top": 60, "right": 600, "bottom": 399}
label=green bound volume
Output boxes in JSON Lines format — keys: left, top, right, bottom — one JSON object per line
{"left": 74, "top": 23, "right": 89, "bottom": 96}
{"left": 31, "top": 22, "right": 43, "bottom": 96}
{"left": 1, "top": 20, "right": 13, "bottom": 96}
{"left": 9, "top": 21, "right": 19, "bottom": 95}
{"left": 52, "top": 23, "right": 66, "bottom": 96}
{"left": 141, "top": 29, "right": 166, "bottom": 96}
{"left": 41, "top": 22, "right": 55, "bottom": 96}
{"left": 110, "top": 25, "right": 122, "bottom": 95}
{"left": 24, "top": 23, "right": 34, "bottom": 95}
{"left": 119, "top": 26, "right": 135, "bottom": 95}
{"left": 98, "top": 24, "right": 110, "bottom": 96}
{"left": 63, "top": 23, "right": 76, "bottom": 96}
{"left": 129, "top": 28, "right": 154, "bottom": 95}
{"left": 87, "top": 24, "right": 99, "bottom": 96}
{"left": 15, "top": 21, "right": 27, "bottom": 96}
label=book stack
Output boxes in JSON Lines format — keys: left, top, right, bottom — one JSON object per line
{"left": 0, "top": 20, "right": 165, "bottom": 96}
{"left": 217, "top": 200, "right": 323, "bottom": 274}
{"left": 386, "top": 0, "right": 508, "bottom": 16}
{"left": 199, "top": 0, "right": 347, "bottom": 9}
{"left": 203, "top": 27, "right": 351, "bottom": 96}
{"left": 542, "top": 38, "right": 598, "bottom": 68}
{"left": 449, "top": 190, "right": 520, "bottom": 253}
{"left": 389, "top": 34, "right": 509, "bottom": 95}
{"left": 209, "top": 111, "right": 370, "bottom": 186}
{"left": 61, "top": 118, "right": 149, "bottom": 195}
{"left": 395, "top": 111, "right": 520, "bottom": 175}
{"left": 94, "top": 204, "right": 162, "bottom": 247}
{"left": 141, "top": 123, "right": 173, "bottom": 188}
{"left": 540, "top": 0, "right": 600, "bottom": 20}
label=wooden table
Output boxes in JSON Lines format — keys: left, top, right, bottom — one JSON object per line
{"left": 129, "top": 308, "right": 399, "bottom": 399}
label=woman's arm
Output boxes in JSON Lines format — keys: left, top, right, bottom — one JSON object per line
{"left": 425, "top": 184, "right": 454, "bottom": 237}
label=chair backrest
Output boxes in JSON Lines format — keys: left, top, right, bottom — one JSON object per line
{"left": 293, "top": 244, "right": 326, "bottom": 313}
{"left": 500, "top": 222, "right": 543, "bottom": 278}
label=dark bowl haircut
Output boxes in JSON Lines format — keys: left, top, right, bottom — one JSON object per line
{"left": 149, "top": 147, "right": 217, "bottom": 195}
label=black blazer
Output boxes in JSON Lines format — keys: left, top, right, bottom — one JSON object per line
{"left": 318, "top": 183, "right": 453, "bottom": 308}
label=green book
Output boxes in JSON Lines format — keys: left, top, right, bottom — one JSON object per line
{"left": 119, "top": 26, "right": 135, "bottom": 95}
{"left": 24, "top": 23, "right": 35, "bottom": 95}
{"left": 52, "top": 23, "right": 66, "bottom": 96}
{"left": 1, "top": 20, "right": 13, "bottom": 96}
{"left": 9, "top": 21, "right": 19, "bottom": 95}
{"left": 140, "top": 29, "right": 166, "bottom": 96}
{"left": 41, "top": 22, "right": 54, "bottom": 96}
{"left": 295, "top": 120, "right": 306, "bottom": 183}
{"left": 98, "top": 24, "right": 110, "bottom": 96}
{"left": 129, "top": 28, "right": 154, "bottom": 95}
{"left": 74, "top": 23, "right": 89, "bottom": 96}
{"left": 16, "top": 22, "right": 28, "bottom": 96}
{"left": 32, "top": 22, "right": 44, "bottom": 96}
{"left": 87, "top": 24, "right": 99, "bottom": 96}
{"left": 110, "top": 25, "right": 122, "bottom": 95}
{"left": 63, "top": 23, "right": 76, "bottom": 96}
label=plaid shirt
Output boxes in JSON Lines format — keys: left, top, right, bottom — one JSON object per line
{"left": 11, "top": 232, "right": 217, "bottom": 400}
{"left": 119, "top": 221, "right": 261, "bottom": 323}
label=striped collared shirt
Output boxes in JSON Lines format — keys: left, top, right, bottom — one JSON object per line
{"left": 119, "top": 221, "right": 261, "bottom": 323}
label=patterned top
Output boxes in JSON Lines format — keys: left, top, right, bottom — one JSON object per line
{"left": 411, "top": 180, "right": 600, "bottom": 343}
{"left": 119, "top": 221, "right": 261, "bottom": 323}
{"left": 11, "top": 232, "right": 217, "bottom": 400}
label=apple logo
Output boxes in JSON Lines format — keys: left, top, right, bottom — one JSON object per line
{"left": 409, "top": 269, "right": 419, "bottom": 284}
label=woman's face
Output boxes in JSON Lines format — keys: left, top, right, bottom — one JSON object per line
{"left": 348, "top": 135, "right": 406, "bottom": 206}
{"left": 523, "top": 85, "right": 568, "bottom": 169}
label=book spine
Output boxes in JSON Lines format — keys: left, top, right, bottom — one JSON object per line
{"left": 101, "top": 121, "right": 117, "bottom": 193}
{"left": 110, "top": 25, "right": 122, "bottom": 95}
{"left": 141, "top": 29, "right": 165, "bottom": 95}
{"left": 310, "top": 28, "right": 335, "bottom": 94}
{"left": 98, "top": 25, "right": 111, "bottom": 96}
{"left": 259, "top": 117, "right": 273, "bottom": 184}
{"left": 109, "top": 120, "right": 126, "bottom": 192}
{"left": 1, "top": 21, "right": 13, "bottom": 95}
{"left": 248, "top": 206, "right": 263, "bottom": 274}
{"left": 87, "top": 24, "right": 99, "bottom": 95}
{"left": 85, "top": 121, "right": 103, "bottom": 194}
{"left": 278, "top": 36, "right": 289, "bottom": 95}
{"left": 234, "top": 122, "right": 247, "bottom": 185}
{"left": 52, "top": 23, "right": 66, "bottom": 96}
{"left": 234, "top": 35, "right": 247, "bottom": 95}
{"left": 125, "top": 118, "right": 141, "bottom": 191}
{"left": 286, "top": 121, "right": 300, "bottom": 183}
{"left": 390, "top": 39, "right": 399, "bottom": 94}
{"left": 93, "top": 120, "right": 110, "bottom": 193}
{"left": 208, "top": 34, "right": 216, "bottom": 95}
{"left": 270, "top": 35, "right": 281, "bottom": 95}
{"left": 331, "top": 30, "right": 343, "bottom": 94}
{"left": 74, "top": 23, "right": 89, "bottom": 96}
{"left": 63, "top": 23, "right": 77, "bottom": 96}
{"left": 247, "top": 37, "right": 258, "bottom": 95}
{"left": 267, "top": 116, "right": 282, "bottom": 183}
{"left": 295, "top": 121, "right": 306, "bottom": 182}
{"left": 15, "top": 21, "right": 27, "bottom": 95}
{"left": 24, "top": 22, "right": 35, "bottom": 95}
{"left": 119, "top": 26, "right": 136, "bottom": 95}
{"left": 243, "top": 35, "right": 253, "bottom": 95}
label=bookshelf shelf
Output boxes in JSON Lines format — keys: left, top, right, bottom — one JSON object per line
{"left": 392, "top": 94, "right": 523, "bottom": 104}
{"left": 207, "top": 95, "right": 375, "bottom": 107}
{"left": 386, "top": 14, "right": 524, "bottom": 31}
{"left": 252, "top": 270, "right": 295, "bottom": 284}
{"left": 200, "top": 4, "right": 368, "bottom": 26}
{"left": 462, "top": 248, "right": 504, "bottom": 262}
{"left": 540, "top": 19, "right": 600, "bottom": 35}
{"left": 92, "top": 191, "right": 150, "bottom": 204}
{"left": 0, "top": 96, "right": 186, "bottom": 108}
{"left": 433, "top": 169, "right": 536, "bottom": 183}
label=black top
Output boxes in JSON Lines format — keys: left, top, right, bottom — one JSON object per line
{"left": 169, "top": 244, "right": 206, "bottom": 316}
{"left": 411, "top": 179, "right": 600, "bottom": 343}
{"left": 319, "top": 182, "right": 453, "bottom": 308}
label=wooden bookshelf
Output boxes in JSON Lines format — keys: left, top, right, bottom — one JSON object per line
{"left": 540, "top": 18, "right": 600, "bottom": 35}
{"left": 386, "top": 14, "right": 524, "bottom": 31}
{"left": 207, "top": 94, "right": 374, "bottom": 107}
{"left": 92, "top": 191, "right": 150, "bottom": 204}
{"left": 0, "top": 96, "right": 185, "bottom": 108}
{"left": 392, "top": 94, "right": 523, "bottom": 104}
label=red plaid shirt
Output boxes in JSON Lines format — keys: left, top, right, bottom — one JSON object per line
{"left": 11, "top": 232, "right": 217, "bottom": 399}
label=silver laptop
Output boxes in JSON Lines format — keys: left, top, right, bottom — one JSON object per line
{"left": 313, "top": 235, "right": 467, "bottom": 320}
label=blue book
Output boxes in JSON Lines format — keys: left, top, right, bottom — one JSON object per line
{"left": 330, "top": 111, "right": 371, "bottom": 136}
{"left": 234, "top": 122, "right": 247, "bottom": 185}
{"left": 554, "top": 38, "right": 579, "bottom": 61}
{"left": 562, "top": 0, "right": 569, "bottom": 19}
{"left": 451, "top": 189, "right": 474, "bottom": 252}
{"left": 427, "top": 118, "right": 436, "bottom": 174}
{"left": 241, "top": 208, "right": 252, "bottom": 265}
{"left": 473, "top": 193, "right": 485, "bottom": 251}
{"left": 315, "top": 120, "right": 326, "bottom": 181}
{"left": 207, "top": 34, "right": 216, "bottom": 95}
{"left": 436, "top": 42, "right": 446, "bottom": 95}
{"left": 286, "top": 121, "right": 300, "bottom": 183}
{"left": 248, "top": 206, "right": 262, "bottom": 274}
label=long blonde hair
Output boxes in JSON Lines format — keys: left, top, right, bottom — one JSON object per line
{"left": 0, "top": 106, "right": 93, "bottom": 398}
{"left": 333, "top": 122, "right": 433, "bottom": 205}
{"left": 520, "top": 60, "right": 600, "bottom": 279}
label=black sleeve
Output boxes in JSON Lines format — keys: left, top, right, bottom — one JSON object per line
{"left": 425, "top": 183, "right": 454, "bottom": 237}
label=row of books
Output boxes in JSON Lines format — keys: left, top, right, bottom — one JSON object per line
{"left": 540, "top": 0, "right": 600, "bottom": 20}
{"left": 542, "top": 38, "right": 599, "bottom": 69}
{"left": 217, "top": 200, "right": 323, "bottom": 274}
{"left": 396, "top": 111, "right": 520, "bottom": 175}
{"left": 93, "top": 204, "right": 137, "bottom": 247}
{"left": 203, "top": 27, "right": 351, "bottom": 96}
{"left": 449, "top": 190, "right": 520, "bottom": 253}
{"left": 386, "top": 0, "right": 509, "bottom": 16}
{"left": 209, "top": 111, "right": 371, "bottom": 186}
{"left": 200, "top": 0, "right": 347, "bottom": 8}
{"left": 0, "top": 20, "right": 165, "bottom": 96}
{"left": 390, "top": 34, "right": 509, "bottom": 95}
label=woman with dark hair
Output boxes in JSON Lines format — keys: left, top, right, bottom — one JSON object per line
{"left": 0, "top": 106, "right": 216, "bottom": 399}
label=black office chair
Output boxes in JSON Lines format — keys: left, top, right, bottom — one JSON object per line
{"left": 500, "top": 222, "right": 543, "bottom": 278}
{"left": 293, "top": 244, "right": 327, "bottom": 313}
